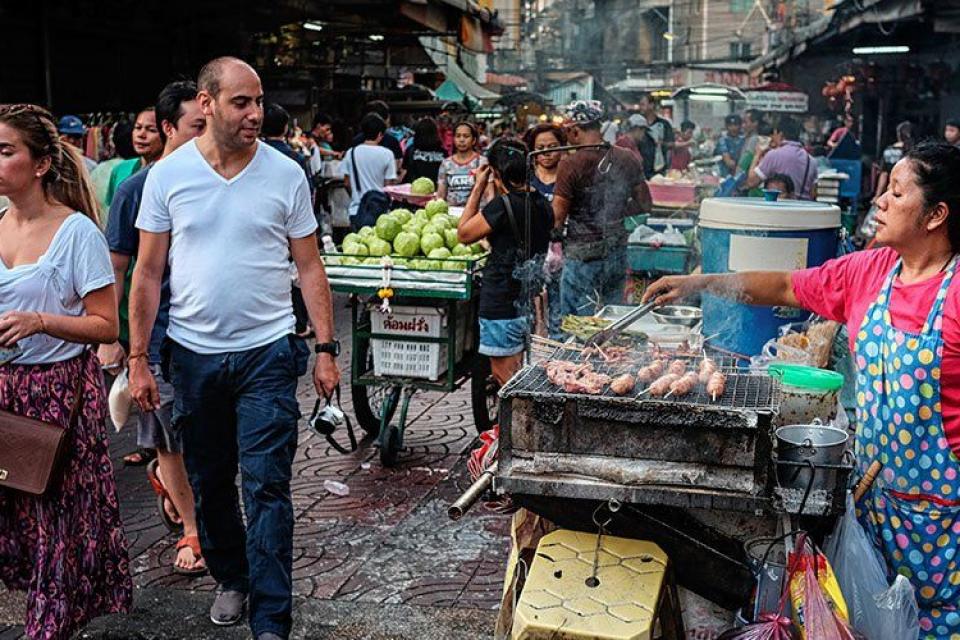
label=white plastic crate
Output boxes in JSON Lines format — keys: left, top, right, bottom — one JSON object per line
{"left": 371, "top": 304, "right": 471, "bottom": 380}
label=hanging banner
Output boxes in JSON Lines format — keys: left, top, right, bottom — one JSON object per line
{"left": 745, "top": 91, "right": 809, "bottom": 113}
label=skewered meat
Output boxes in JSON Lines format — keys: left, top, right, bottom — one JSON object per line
{"left": 669, "top": 372, "right": 700, "bottom": 397}
{"left": 544, "top": 360, "right": 589, "bottom": 386}
{"left": 707, "top": 371, "right": 727, "bottom": 399}
{"left": 543, "top": 360, "right": 611, "bottom": 394}
{"left": 637, "top": 359, "right": 665, "bottom": 383}
{"left": 667, "top": 359, "right": 687, "bottom": 376}
{"left": 698, "top": 358, "right": 718, "bottom": 384}
{"left": 648, "top": 373, "right": 680, "bottom": 397}
{"left": 610, "top": 374, "right": 636, "bottom": 395}
{"left": 564, "top": 371, "right": 611, "bottom": 394}
{"left": 582, "top": 345, "right": 631, "bottom": 364}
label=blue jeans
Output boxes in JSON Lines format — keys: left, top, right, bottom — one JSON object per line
{"left": 559, "top": 248, "right": 627, "bottom": 318}
{"left": 167, "top": 335, "right": 309, "bottom": 638}
{"left": 479, "top": 317, "right": 529, "bottom": 357}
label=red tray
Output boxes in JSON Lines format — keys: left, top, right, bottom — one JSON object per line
{"left": 384, "top": 184, "right": 436, "bottom": 207}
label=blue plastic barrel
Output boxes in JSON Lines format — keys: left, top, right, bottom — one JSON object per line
{"left": 699, "top": 198, "right": 841, "bottom": 357}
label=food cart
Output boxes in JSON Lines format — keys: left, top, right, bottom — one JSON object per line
{"left": 326, "top": 255, "right": 496, "bottom": 467}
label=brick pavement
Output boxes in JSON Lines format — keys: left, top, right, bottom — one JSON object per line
{"left": 0, "top": 294, "right": 510, "bottom": 638}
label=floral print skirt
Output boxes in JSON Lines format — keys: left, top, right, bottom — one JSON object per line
{"left": 0, "top": 350, "right": 132, "bottom": 640}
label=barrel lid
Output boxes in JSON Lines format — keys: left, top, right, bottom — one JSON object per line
{"left": 768, "top": 362, "right": 845, "bottom": 391}
{"left": 699, "top": 197, "right": 841, "bottom": 231}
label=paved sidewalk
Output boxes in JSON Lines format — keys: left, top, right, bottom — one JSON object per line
{"left": 1, "top": 295, "right": 510, "bottom": 638}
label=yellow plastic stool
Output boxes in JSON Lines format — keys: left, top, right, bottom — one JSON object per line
{"left": 512, "top": 530, "right": 685, "bottom": 640}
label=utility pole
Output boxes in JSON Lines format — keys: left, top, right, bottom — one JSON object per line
{"left": 701, "top": 0, "right": 709, "bottom": 61}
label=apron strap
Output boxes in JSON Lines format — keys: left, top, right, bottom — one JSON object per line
{"left": 920, "top": 254, "right": 958, "bottom": 335}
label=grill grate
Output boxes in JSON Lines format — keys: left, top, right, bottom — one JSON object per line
{"left": 503, "top": 347, "right": 780, "bottom": 413}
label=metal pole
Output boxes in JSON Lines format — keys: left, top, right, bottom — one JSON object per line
{"left": 668, "top": 0, "right": 674, "bottom": 63}
{"left": 701, "top": 0, "right": 709, "bottom": 62}
{"left": 448, "top": 463, "right": 497, "bottom": 520}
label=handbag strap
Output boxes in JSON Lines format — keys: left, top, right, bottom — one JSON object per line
{"left": 500, "top": 194, "right": 526, "bottom": 256}
{"left": 350, "top": 145, "right": 364, "bottom": 193}
{"left": 800, "top": 150, "right": 813, "bottom": 198}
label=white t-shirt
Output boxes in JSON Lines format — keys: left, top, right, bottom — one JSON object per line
{"left": 343, "top": 144, "right": 397, "bottom": 217}
{"left": 137, "top": 140, "right": 318, "bottom": 354}
{"left": 0, "top": 213, "right": 114, "bottom": 364}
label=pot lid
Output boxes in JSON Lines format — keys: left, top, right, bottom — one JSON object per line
{"left": 768, "top": 362, "right": 845, "bottom": 392}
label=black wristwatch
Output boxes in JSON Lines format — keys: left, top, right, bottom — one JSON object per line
{"left": 314, "top": 341, "right": 341, "bottom": 357}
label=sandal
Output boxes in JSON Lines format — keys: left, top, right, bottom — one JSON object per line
{"left": 173, "top": 535, "right": 208, "bottom": 577}
{"left": 123, "top": 447, "right": 156, "bottom": 466}
{"left": 146, "top": 458, "right": 184, "bottom": 533}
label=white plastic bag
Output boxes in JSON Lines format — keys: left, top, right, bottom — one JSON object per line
{"left": 824, "top": 493, "right": 920, "bottom": 640}
{"left": 108, "top": 368, "right": 134, "bottom": 432}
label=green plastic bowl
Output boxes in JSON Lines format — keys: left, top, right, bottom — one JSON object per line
{"left": 768, "top": 363, "right": 845, "bottom": 392}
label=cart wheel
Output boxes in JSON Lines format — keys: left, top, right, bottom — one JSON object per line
{"left": 351, "top": 339, "right": 401, "bottom": 436}
{"left": 380, "top": 426, "right": 402, "bottom": 467}
{"left": 471, "top": 356, "right": 500, "bottom": 434}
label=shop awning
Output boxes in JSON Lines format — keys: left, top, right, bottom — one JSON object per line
{"left": 439, "top": 60, "right": 500, "bottom": 102}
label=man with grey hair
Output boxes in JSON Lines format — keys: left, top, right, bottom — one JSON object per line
{"left": 128, "top": 56, "right": 340, "bottom": 640}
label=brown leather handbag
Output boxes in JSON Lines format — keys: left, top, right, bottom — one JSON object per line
{"left": 0, "top": 372, "right": 83, "bottom": 495}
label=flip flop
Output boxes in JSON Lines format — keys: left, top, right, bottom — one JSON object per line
{"left": 123, "top": 448, "right": 156, "bottom": 466}
{"left": 173, "top": 535, "right": 208, "bottom": 577}
{"left": 146, "top": 459, "right": 184, "bottom": 532}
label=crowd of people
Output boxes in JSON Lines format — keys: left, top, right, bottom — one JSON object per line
{"left": 5, "top": 52, "right": 960, "bottom": 640}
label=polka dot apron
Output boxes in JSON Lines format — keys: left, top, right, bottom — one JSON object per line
{"left": 855, "top": 257, "right": 960, "bottom": 639}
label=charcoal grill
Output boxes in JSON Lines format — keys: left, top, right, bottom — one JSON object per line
{"left": 493, "top": 345, "right": 851, "bottom": 608}
{"left": 496, "top": 346, "right": 850, "bottom": 516}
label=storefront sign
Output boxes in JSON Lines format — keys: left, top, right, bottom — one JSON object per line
{"left": 745, "top": 91, "right": 809, "bottom": 113}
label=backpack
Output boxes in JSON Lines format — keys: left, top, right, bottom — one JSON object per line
{"left": 349, "top": 145, "right": 391, "bottom": 229}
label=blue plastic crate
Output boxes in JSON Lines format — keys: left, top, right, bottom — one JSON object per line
{"left": 627, "top": 244, "right": 691, "bottom": 274}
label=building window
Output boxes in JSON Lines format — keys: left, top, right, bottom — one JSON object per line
{"left": 731, "top": 0, "right": 752, "bottom": 12}
{"left": 730, "top": 41, "right": 752, "bottom": 59}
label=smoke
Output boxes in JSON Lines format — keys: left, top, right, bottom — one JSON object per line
{"left": 512, "top": 255, "right": 546, "bottom": 320}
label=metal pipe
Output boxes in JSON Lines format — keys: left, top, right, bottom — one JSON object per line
{"left": 448, "top": 463, "right": 498, "bottom": 520}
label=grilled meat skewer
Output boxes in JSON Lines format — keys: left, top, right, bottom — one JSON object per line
{"left": 669, "top": 372, "right": 700, "bottom": 397}
{"left": 698, "top": 358, "right": 718, "bottom": 384}
{"left": 648, "top": 373, "right": 680, "bottom": 397}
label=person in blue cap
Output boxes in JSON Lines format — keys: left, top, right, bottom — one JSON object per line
{"left": 57, "top": 115, "right": 98, "bottom": 173}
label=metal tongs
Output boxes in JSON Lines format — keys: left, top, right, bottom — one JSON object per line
{"left": 584, "top": 301, "right": 658, "bottom": 348}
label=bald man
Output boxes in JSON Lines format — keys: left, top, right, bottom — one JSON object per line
{"left": 128, "top": 56, "right": 340, "bottom": 640}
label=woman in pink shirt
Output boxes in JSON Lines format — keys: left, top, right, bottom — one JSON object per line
{"left": 644, "top": 142, "right": 960, "bottom": 640}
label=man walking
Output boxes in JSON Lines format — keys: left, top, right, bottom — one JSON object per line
{"left": 342, "top": 113, "right": 397, "bottom": 230}
{"left": 554, "top": 101, "right": 651, "bottom": 319}
{"left": 103, "top": 80, "right": 208, "bottom": 575}
{"left": 128, "top": 57, "right": 340, "bottom": 640}
{"left": 635, "top": 92, "right": 674, "bottom": 178}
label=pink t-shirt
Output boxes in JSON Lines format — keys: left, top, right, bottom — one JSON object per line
{"left": 791, "top": 247, "right": 960, "bottom": 455}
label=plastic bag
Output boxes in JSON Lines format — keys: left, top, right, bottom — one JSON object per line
{"left": 108, "top": 368, "right": 133, "bottom": 432}
{"left": 717, "top": 613, "right": 799, "bottom": 640}
{"left": 787, "top": 534, "right": 857, "bottom": 640}
{"left": 627, "top": 224, "right": 656, "bottom": 244}
{"left": 824, "top": 493, "right": 920, "bottom": 640}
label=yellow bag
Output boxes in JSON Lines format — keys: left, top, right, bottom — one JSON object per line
{"left": 788, "top": 535, "right": 852, "bottom": 639}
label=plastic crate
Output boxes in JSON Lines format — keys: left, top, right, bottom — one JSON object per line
{"left": 627, "top": 244, "right": 691, "bottom": 274}
{"left": 370, "top": 304, "right": 470, "bottom": 380}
